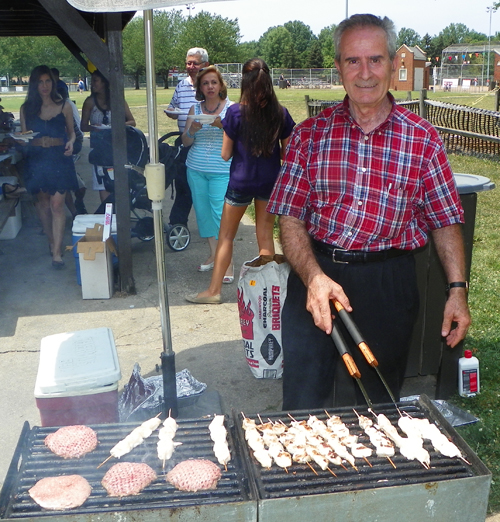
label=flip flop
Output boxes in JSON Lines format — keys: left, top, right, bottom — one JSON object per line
{"left": 52, "top": 260, "right": 65, "bottom": 270}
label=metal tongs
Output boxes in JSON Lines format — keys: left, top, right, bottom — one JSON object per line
{"left": 331, "top": 300, "right": 399, "bottom": 409}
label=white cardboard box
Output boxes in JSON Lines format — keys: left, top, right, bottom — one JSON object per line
{"left": 0, "top": 175, "right": 22, "bottom": 240}
{"left": 76, "top": 224, "right": 117, "bottom": 299}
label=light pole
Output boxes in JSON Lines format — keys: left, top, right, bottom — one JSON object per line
{"left": 346, "top": 0, "right": 348, "bottom": 18}
{"left": 486, "top": 5, "right": 497, "bottom": 84}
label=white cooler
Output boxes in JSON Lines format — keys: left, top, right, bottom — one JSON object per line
{"left": 0, "top": 175, "right": 22, "bottom": 240}
{"left": 34, "top": 327, "right": 121, "bottom": 427}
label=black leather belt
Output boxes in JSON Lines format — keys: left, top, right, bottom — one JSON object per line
{"left": 312, "top": 238, "right": 410, "bottom": 264}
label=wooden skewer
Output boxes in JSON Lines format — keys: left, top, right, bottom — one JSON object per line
{"left": 224, "top": 464, "right": 228, "bottom": 472}
{"left": 327, "top": 466, "right": 337, "bottom": 477}
{"left": 363, "top": 457, "right": 373, "bottom": 467}
{"left": 387, "top": 457, "right": 397, "bottom": 469}
{"left": 306, "top": 461, "right": 318, "bottom": 475}
{"left": 97, "top": 454, "right": 113, "bottom": 469}
{"left": 324, "top": 409, "right": 331, "bottom": 418}
{"left": 284, "top": 467, "right": 289, "bottom": 473}
{"left": 340, "top": 462, "right": 348, "bottom": 470}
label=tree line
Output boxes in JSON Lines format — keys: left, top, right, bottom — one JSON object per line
{"left": 1, "top": 9, "right": 499, "bottom": 86}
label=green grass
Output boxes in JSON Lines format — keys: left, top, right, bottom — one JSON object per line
{"left": 3, "top": 86, "right": 499, "bottom": 512}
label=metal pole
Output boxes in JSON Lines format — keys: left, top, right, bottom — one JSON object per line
{"left": 143, "top": 10, "right": 178, "bottom": 417}
{"left": 345, "top": 0, "right": 348, "bottom": 18}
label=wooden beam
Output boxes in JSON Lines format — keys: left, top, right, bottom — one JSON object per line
{"left": 38, "top": 0, "right": 110, "bottom": 74}
{"left": 107, "top": 13, "right": 136, "bottom": 295}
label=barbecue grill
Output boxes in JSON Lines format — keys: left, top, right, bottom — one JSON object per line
{"left": 0, "top": 416, "right": 256, "bottom": 521}
{"left": 0, "top": 396, "right": 491, "bottom": 522}
{"left": 233, "top": 395, "right": 491, "bottom": 522}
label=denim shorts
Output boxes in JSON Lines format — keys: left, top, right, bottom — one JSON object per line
{"left": 224, "top": 186, "right": 271, "bottom": 207}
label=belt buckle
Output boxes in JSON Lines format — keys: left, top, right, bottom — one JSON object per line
{"left": 41, "top": 136, "right": 50, "bottom": 148}
{"left": 332, "top": 248, "right": 349, "bottom": 264}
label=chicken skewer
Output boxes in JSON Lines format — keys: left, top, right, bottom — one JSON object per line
{"left": 98, "top": 415, "right": 162, "bottom": 468}
{"left": 242, "top": 413, "right": 273, "bottom": 469}
{"left": 157, "top": 414, "right": 181, "bottom": 469}
{"left": 398, "top": 414, "right": 470, "bottom": 464}
{"left": 372, "top": 411, "right": 430, "bottom": 469}
{"left": 353, "top": 409, "right": 397, "bottom": 468}
{"left": 209, "top": 414, "right": 231, "bottom": 470}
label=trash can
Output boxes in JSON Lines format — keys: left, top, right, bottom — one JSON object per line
{"left": 406, "top": 173, "right": 495, "bottom": 398}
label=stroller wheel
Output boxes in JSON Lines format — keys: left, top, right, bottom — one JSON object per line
{"left": 166, "top": 223, "right": 190, "bottom": 251}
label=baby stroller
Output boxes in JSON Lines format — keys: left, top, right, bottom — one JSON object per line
{"left": 158, "top": 131, "right": 192, "bottom": 251}
{"left": 92, "top": 127, "right": 191, "bottom": 251}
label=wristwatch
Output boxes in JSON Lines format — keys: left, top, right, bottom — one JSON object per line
{"left": 446, "top": 281, "right": 469, "bottom": 292}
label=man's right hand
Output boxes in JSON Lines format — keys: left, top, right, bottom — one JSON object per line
{"left": 306, "top": 272, "right": 351, "bottom": 334}
{"left": 279, "top": 215, "right": 351, "bottom": 334}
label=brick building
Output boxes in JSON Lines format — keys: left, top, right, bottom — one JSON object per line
{"left": 391, "top": 44, "right": 429, "bottom": 92}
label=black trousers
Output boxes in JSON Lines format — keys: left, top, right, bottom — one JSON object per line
{"left": 282, "top": 251, "right": 419, "bottom": 410}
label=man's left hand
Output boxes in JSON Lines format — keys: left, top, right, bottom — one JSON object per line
{"left": 441, "top": 290, "right": 471, "bottom": 347}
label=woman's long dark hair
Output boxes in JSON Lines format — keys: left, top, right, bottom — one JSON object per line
{"left": 22, "top": 65, "right": 62, "bottom": 121}
{"left": 239, "top": 58, "right": 284, "bottom": 157}
{"left": 91, "top": 70, "right": 111, "bottom": 111}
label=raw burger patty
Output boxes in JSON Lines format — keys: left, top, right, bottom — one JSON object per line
{"left": 29, "top": 475, "right": 91, "bottom": 510}
{"left": 101, "top": 462, "right": 157, "bottom": 497}
{"left": 166, "top": 459, "right": 221, "bottom": 492}
{"left": 45, "top": 425, "right": 98, "bottom": 459}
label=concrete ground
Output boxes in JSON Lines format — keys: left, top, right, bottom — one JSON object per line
{"left": 0, "top": 138, "right": 497, "bottom": 520}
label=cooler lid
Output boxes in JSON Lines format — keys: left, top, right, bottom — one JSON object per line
{"left": 72, "top": 214, "right": 117, "bottom": 234}
{"left": 454, "top": 173, "right": 496, "bottom": 194}
{"left": 34, "top": 327, "right": 121, "bottom": 395}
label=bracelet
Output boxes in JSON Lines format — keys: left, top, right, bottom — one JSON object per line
{"left": 186, "top": 129, "right": 195, "bottom": 139}
{"left": 446, "top": 281, "right": 469, "bottom": 292}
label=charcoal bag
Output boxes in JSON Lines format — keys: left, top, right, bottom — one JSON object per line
{"left": 237, "top": 254, "right": 290, "bottom": 379}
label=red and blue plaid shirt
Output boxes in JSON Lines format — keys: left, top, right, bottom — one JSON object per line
{"left": 268, "top": 95, "right": 464, "bottom": 252}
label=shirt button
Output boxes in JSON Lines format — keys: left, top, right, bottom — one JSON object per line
{"left": 347, "top": 231, "right": 353, "bottom": 236}
{"left": 358, "top": 201, "right": 363, "bottom": 206}
{"left": 364, "top": 136, "right": 369, "bottom": 141}
{"left": 361, "top": 168, "right": 367, "bottom": 173}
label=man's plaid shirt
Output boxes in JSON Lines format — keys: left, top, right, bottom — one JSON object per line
{"left": 268, "top": 95, "right": 464, "bottom": 252}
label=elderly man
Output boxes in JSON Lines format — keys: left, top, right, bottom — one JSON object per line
{"left": 267, "top": 14, "right": 470, "bottom": 410}
{"left": 165, "top": 47, "right": 209, "bottom": 228}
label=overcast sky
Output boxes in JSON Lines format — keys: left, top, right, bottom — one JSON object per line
{"left": 169, "top": 0, "right": 499, "bottom": 42}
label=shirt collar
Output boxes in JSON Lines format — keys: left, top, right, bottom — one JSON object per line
{"left": 339, "top": 92, "right": 396, "bottom": 133}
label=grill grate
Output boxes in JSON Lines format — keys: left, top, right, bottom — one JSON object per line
{"left": 0, "top": 416, "right": 253, "bottom": 519}
{"left": 234, "top": 399, "right": 478, "bottom": 500}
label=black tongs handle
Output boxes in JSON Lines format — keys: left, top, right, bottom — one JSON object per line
{"left": 331, "top": 322, "right": 361, "bottom": 379}
{"left": 333, "top": 300, "right": 378, "bottom": 367}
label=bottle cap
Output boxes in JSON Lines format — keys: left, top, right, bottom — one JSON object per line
{"left": 464, "top": 349, "right": 473, "bottom": 358}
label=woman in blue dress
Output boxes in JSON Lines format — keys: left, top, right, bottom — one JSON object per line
{"left": 21, "top": 65, "right": 78, "bottom": 269}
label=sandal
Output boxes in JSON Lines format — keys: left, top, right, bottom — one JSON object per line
{"left": 2, "top": 183, "right": 26, "bottom": 199}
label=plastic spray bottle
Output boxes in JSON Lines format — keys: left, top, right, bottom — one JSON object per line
{"left": 458, "top": 349, "right": 480, "bottom": 397}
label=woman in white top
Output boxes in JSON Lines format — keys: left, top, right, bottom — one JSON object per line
{"left": 182, "top": 66, "right": 233, "bottom": 281}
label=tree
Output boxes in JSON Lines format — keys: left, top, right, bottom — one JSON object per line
{"left": 284, "top": 20, "right": 316, "bottom": 66}
{"left": 259, "top": 26, "right": 294, "bottom": 68}
{"left": 318, "top": 24, "right": 335, "bottom": 67}
{"left": 305, "top": 40, "right": 323, "bottom": 68}
{"left": 238, "top": 41, "right": 260, "bottom": 63}
{"left": 397, "top": 28, "right": 421, "bottom": 48}
{"left": 179, "top": 11, "right": 240, "bottom": 65}
{"left": 122, "top": 16, "right": 146, "bottom": 89}
{"left": 153, "top": 10, "right": 186, "bottom": 88}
